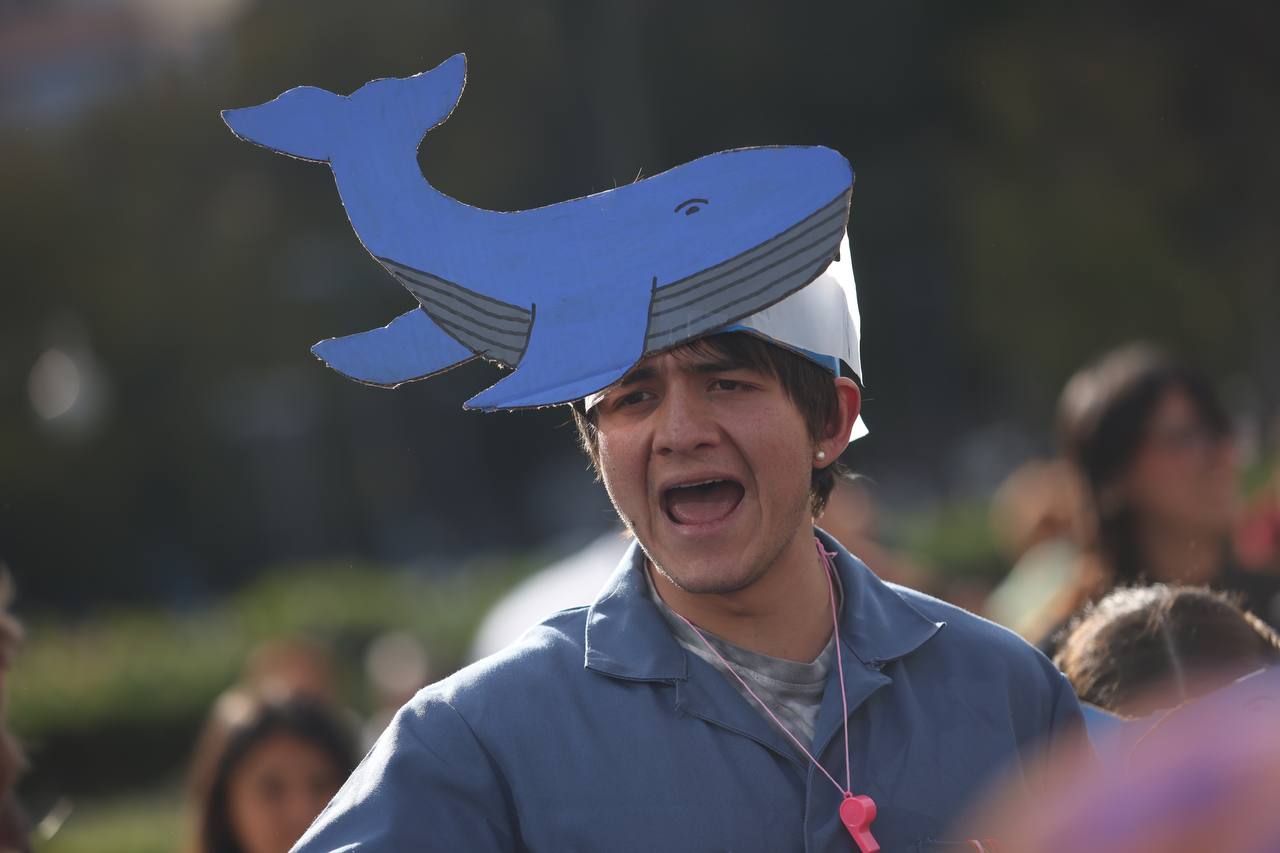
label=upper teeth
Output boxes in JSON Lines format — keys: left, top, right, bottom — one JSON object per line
{"left": 675, "top": 479, "right": 722, "bottom": 489}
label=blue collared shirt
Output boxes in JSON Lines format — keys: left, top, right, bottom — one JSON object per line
{"left": 295, "top": 532, "right": 1084, "bottom": 852}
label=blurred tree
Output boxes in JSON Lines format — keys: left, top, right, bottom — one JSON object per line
{"left": 948, "top": 2, "right": 1280, "bottom": 419}
{"left": 0, "top": 0, "right": 1275, "bottom": 609}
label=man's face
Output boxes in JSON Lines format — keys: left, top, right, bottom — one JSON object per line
{"left": 591, "top": 345, "right": 819, "bottom": 595}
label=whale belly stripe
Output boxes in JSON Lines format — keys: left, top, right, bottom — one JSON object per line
{"left": 644, "top": 188, "right": 851, "bottom": 353}
{"left": 379, "top": 258, "right": 533, "bottom": 367}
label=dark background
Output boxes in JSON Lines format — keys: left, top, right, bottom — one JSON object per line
{"left": 3, "top": 0, "right": 1278, "bottom": 612}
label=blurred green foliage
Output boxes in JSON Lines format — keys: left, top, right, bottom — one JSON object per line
{"left": 5, "top": 1, "right": 1277, "bottom": 613}
{"left": 14, "top": 553, "right": 539, "bottom": 799}
{"left": 897, "top": 500, "right": 1002, "bottom": 580}
{"left": 3, "top": 0, "right": 1279, "bottom": 846}
{"left": 35, "top": 790, "right": 179, "bottom": 853}
{"left": 949, "top": 5, "right": 1280, "bottom": 409}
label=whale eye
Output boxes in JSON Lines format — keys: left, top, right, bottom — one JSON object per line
{"left": 674, "top": 198, "right": 709, "bottom": 216}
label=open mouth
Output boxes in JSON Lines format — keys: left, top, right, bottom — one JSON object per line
{"left": 662, "top": 479, "right": 746, "bottom": 526}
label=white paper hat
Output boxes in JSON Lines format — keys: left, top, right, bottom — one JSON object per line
{"left": 586, "top": 233, "right": 867, "bottom": 442}
{"left": 726, "top": 233, "right": 866, "bottom": 441}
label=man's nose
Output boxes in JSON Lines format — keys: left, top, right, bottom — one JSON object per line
{"left": 653, "top": 384, "right": 720, "bottom": 455}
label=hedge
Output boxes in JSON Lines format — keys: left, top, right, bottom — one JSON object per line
{"left": 13, "top": 554, "right": 539, "bottom": 799}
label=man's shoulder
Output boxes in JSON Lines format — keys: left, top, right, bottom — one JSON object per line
{"left": 888, "top": 582, "right": 1065, "bottom": 684}
{"left": 416, "top": 605, "right": 593, "bottom": 712}
{"left": 883, "top": 582, "right": 1083, "bottom": 750}
{"left": 295, "top": 609, "right": 600, "bottom": 852}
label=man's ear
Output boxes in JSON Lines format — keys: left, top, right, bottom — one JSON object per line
{"left": 815, "top": 377, "right": 861, "bottom": 468}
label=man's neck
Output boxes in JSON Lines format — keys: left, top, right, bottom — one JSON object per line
{"left": 646, "top": 528, "right": 836, "bottom": 661}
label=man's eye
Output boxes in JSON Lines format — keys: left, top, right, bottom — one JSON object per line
{"left": 710, "top": 379, "right": 744, "bottom": 392}
{"left": 614, "top": 390, "right": 652, "bottom": 409}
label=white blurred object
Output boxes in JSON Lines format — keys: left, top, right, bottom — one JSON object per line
{"left": 126, "top": 0, "right": 253, "bottom": 43}
{"left": 28, "top": 349, "right": 81, "bottom": 421}
{"left": 365, "top": 631, "right": 431, "bottom": 699}
{"left": 468, "top": 531, "right": 628, "bottom": 662}
{"left": 27, "top": 317, "right": 109, "bottom": 439}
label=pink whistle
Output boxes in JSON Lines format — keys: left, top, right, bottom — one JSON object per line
{"left": 839, "top": 794, "right": 879, "bottom": 853}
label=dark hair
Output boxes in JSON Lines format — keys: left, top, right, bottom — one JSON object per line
{"left": 1057, "top": 343, "right": 1230, "bottom": 584}
{"left": 572, "top": 332, "right": 849, "bottom": 516}
{"left": 186, "top": 690, "right": 358, "bottom": 853}
{"left": 1055, "top": 584, "right": 1280, "bottom": 716}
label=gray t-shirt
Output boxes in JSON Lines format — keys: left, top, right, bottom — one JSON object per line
{"left": 645, "top": 569, "right": 837, "bottom": 748}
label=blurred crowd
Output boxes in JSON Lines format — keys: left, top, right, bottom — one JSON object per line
{"left": 4, "top": 340, "right": 1280, "bottom": 851}
{"left": 987, "top": 343, "right": 1280, "bottom": 652}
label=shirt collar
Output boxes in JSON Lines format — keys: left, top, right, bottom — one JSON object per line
{"left": 584, "top": 539, "right": 688, "bottom": 680}
{"left": 583, "top": 530, "right": 942, "bottom": 680}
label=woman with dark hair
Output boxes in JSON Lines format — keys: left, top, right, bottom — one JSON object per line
{"left": 1032, "top": 343, "right": 1280, "bottom": 651}
{"left": 186, "top": 690, "right": 357, "bottom": 853}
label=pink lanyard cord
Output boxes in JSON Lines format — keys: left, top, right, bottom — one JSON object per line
{"left": 673, "top": 537, "right": 853, "bottom": 799}
{"left": 822, "top": 540, "right": 853, "bottom": 795}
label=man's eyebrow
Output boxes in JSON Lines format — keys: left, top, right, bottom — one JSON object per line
{"left": 613, "top": 357, "right": 751, "bottom": 388}
{"left": 615, "top": 365, "right": 657, "bottom": 387}
{"left": 684, "top": 358, "right": 748, "bottom": 375}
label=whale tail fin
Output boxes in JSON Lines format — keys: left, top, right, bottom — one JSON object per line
{"left": 352, "top": 53, "right": 466, "bottom": 147}
{"left": 222, "top": 85, "right": 343, "bottom": 163}
{"left": 222, "top": 53, "right": 467, "bottom": 163}
{"left": 312, "top": 308, "right": 476, "bottom": 387}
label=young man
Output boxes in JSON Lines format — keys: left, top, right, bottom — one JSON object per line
{"left": 289, "top": 275, "right": 1082, "bottom": 853}
{"left": 225, "top": 58, "right": 1084, "bottom": 851}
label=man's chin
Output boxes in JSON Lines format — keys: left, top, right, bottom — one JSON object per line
{"left": 646, "top": 554, "right": 760, "bottom": 597}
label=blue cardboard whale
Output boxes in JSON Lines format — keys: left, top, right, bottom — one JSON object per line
{"left": 222, "top": 54, "right": 853, "bottom": 410}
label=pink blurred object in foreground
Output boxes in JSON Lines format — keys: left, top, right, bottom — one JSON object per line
{"left": 968, "top": 668, "right": 1280, "bottom": 853}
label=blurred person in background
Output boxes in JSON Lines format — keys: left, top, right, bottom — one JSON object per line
{"left": 241, "top": 636, "right": 369, "bottom": 753}
{"left": 1032, "top": 343, "right": 1280, "bottom": 652}
{"left": 361, "top": 630, "right": 431, "bottom": 747}
{"left": 985, "top": 459, "right": 1086, "bottom": 639}
{"left": 963, "top": 665, "right": 1280, "bottom": 852}
{"left": 241, "top": 637, "right": 339, "bottom": 705}
{"left": 0, "top": 573, "right": 28, "bottom": 853}
{"left": 969, "top": 584, "right": 1280, "bottom": 853}
{"left": 816, "top": 475, "right": 929, "bottom": 591}
{"left": 1236, "top": 461, "right": 1280, "bottom": 572}
{"left": 1054, "top": 584, "right": 1280, "bottom": 719}
{"left": 185, "top": 690, "right": 357, "bottom": 853}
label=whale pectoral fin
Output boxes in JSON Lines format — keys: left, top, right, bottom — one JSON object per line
{"left": 464, "top": 293, "right": 651, "bottom": 411}
{"left": 378, "top": 257, "right": 533, "bottom": 369}
{"left": 464, "top": 357, "right": 635, "bottom": 411}
{"left": 311, "top": 308, "right": 477, "bottom": 387}
{"left": 463, "top": 312, "right": 625, "bottom": 409}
